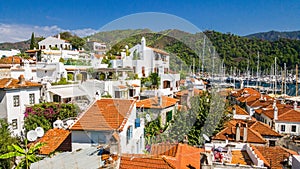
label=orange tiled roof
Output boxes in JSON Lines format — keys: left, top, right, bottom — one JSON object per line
{"left": 131, "top": 84, "right": 140, "bottom": 87}
{"left": 150, "top": 143, "right": 204, "bottom": 169}
{"left": 0, "top": 56, "right": 22, "bottom": 64}
{"left": 148, "top": 47, "right": 169, "bottom": 55}
{"left": 70, "top": 99, "right": 135, "bottom": 131}
{"left": 213, "top": 119, "right": 281, "bottom": 144}
{"left": 236, "top": 94, "right": 261, "bottom": 103}
{"left": 231, "top": 88, "right": 260, "bottom": 98}
{"left": 175, "top": 88, "right": 203, "bottom": 97}
{"left": 120, "top": 154, "right": 175, "bottom": 169}
{"left": 252, "top": 145, "right": 297, "bottom": 169}
{"left": 0, "top": 77, "right": 41, "bottom": 89}
{"left": 231, "top": 150, "right": 253, "bottom": 165}
{"left": 259, "top": 106, "right": 300, "bottom": 122}
{"left": 136, "top": 96, "right": 178, "bottom": 109}
{"left": 231, "top": 105, "right": 249, "bottom": 115}
{"left": 37, "top": 128, "right": 71, "bottom": 155}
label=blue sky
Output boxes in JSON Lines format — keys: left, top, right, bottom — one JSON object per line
{"left": 0, "top": 0, "right": 299, "bottom": 42}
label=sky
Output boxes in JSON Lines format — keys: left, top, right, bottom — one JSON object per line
{"left": 0, "top": 0, "right": 300, "bottom": 42}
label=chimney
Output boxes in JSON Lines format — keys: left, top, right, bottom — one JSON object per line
{"left": 187, "top": 85, "right": 194, "bottom": 108}
{"left": 18, "top": 75, "right": 25, "bottom": 85}
{"left": 233, "top": 106, "right": 236, "bottom": 116}
{"left": 236, "top": 123, "right": 241, "bottom": 142}
{"left": 272, "top": 99, "right": 276, "bottom": 108}
{"left": 274, "top": 106, "right": 278, "bottom": 121}
{"left": 58, "top": 33, "right": 60, "bottom": 39}
{"left": 294, "top": 101, "right": 298, "bottom": 110}
{"left": 157, "top": 91, "right": 162, "bottom": 106}
{"left": 243, "top": 123, "right": 248, "bottom": 142}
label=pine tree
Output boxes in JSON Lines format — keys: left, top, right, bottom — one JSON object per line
{"left": 30, "top": 32, "right": 35, "bottom": 50}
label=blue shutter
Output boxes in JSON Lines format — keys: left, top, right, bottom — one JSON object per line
{"left": 135, "top": 118, "right": 140, "bottom": 128}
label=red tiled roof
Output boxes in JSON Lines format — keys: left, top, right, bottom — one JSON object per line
{"left": 259, "top": 106, "right": 300, "bottom": 122}
{"left": 231, "top": 150, "right": 253, "bottom": 165}
{"left": 120, "top": 154, "right": 175, "bottom": 169}
{"left": 70, "top": 99, "right": 135, "bottom": 131}
{"left": 150, "top": 143, "right": 204, "bottom": 169}
{"left": 37, "top": 128, "right": 71, "bottom": 155}
{"left": 136, "top": 96, "right": 178, "bottom": 109}
{"left": 0, "top": 56, "right": 22, "bottom": 64}
{"left": 231, "top": 105, "right": 249, "bottom": 115}
{"left": 175, "top": 88, "right": 203, "bottom": 97}
{"left": 131, "top": 84, "right": 140, "bottom": 87}
{"left": 213, "top": 119, "right": 281, "bottom": 144}
{"left": 231, "top": 88, "right": 260, "bottom": 98}
{"left": 252, "top": 145, "right": 298, "bottom": 169}
{"left": 148, "top": 47, "right": 169, "bottom": 55}
{"left": 0, "top": 77, "right": 41, "bottom": 89}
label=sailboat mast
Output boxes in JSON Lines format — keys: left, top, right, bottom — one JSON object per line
{"left": 296, "top": 64, "right": 298, "bottom": 97}
{"left": 256, "top": 51, "right": 259, "bottom": 88}
{"left": 284, "top": 63, "right": 287, "bottom": 95}
{"left": 202, "top": 36, "right": 206, "bottom": 77}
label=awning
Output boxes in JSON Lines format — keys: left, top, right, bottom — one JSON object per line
{"left": 49, "top": 87, "right": 87, "bottom": 98}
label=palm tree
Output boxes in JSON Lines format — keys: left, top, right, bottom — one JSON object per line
{"left": 0, "top": 140, "right": 44, "bottom": 169}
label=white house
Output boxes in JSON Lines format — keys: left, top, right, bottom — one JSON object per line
{"left": 0, "top": 75, "right": 41, "bottom": 136}
{"left": 110, "top": 37, "right": 169, "bottom": 78}
{"left": 70, "top": 99, "right": 145, "bottom": 154}
{"left": 87, "top": 41, "right": 107, "bottom": 55}
{"left": 255, "top": 101, "right": 300, "bottom": 136}
{"left": 0, "top": 49, "right": 21, "bottom": 57}
{"left": 36, "top": 62, "right": 67, "bottom": 82}
{"left": 39, "top": 35, "right": 72, "bottom": 50}
{"left": 136, "top": 95, "right": 179, "bottom": 126}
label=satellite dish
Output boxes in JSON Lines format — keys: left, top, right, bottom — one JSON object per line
{"left": 27, "top": 130, "right": 38, "bottom": 142}
{"left": 203, "top": 134, "right": 210, "bottom": 142}
{"left": 145, "top": 114, "right": 151, "bottom": 122}
{"left": 35, "top": 127, "right": 44, "bottom": 137}
{"left": 53, "top": 120, "right": 63, "bottom": 128}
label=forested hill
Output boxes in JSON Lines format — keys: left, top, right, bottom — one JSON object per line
{"left": 1, "top": 29, "right": 300, "bottom": 72}
{"left": 246, "top": 30, "right": 300, "bottom": 41}
{"left": 88, "top": 29, "right": 300, "bottom": 72}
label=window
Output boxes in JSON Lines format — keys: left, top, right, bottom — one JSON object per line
{"left": 281, "top": 125, "right": 286, "bottom": 132}
{"left": 269, "top": 140, "right": 276, "bottom": 147}
{"left": 166, "top": 110, "right": 173, "bottom": 123}
{"left": 115, "top": 91, "right": 121, "bottom": 98}
{"left": 11, "top": 119, "right": 17, "bottom": 129}
{"left": 13, "top": 95, "right": 20, "bottom": 107}
{"left": 126, "top": 126, "right": 133, "bottom": 144}
{"left": 29, "top": 93, "right": 35, "bottom": 104}
{"left": 292, "top": 125, "right": 297, "bottom": 132}
{"left": 129, "top": 89, "right": 136, "bottom": 97}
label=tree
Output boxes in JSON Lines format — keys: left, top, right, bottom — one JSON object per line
{"left": 149, "top": 73, "right": 160, "bottom": 88}
{"left": 59, "top": 32, "right": 73, "bottom": 40}
{"left": 70, "top": 36, "right": 86, "bottom": 50}
{"left": 0, "top": 140, "right": 44, "bottom": 169}
{"left": 29, "top": 32, "right": 35, "bottom": 50}
{"left": 0, "top": 119, "right": 19, "bottom": 169}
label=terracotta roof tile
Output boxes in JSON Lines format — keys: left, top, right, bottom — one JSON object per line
{"left": 136, "top": 96, "right": 178, "bottom": 109}
{"left": 0, "top": 56, "right": 22, "bottom": 64}
{"left": 213, "top": 119, "right": 281, "bottom": 144}
{"left": 252, "top": 145, "right": 298, "bottom": 169}
{"left": 150, "top": 143, "right": 204, "bottom": 169}
{"left": 231, "top": 150, "right": 253, "bottom": 165}
{"left": 37, "top": 128, "right": 71, "bottom": 155}
{"left": 231, "top": 105, "right": 249, "bottom": 115}
{"left": 70, "top": 99, "right": 135, "bottom": 131}
{"left": 0, "top": 77, "right": 41, "bottom": 89}
{"left": 175, "top": 88, "right": 202, "bottom": 97}
{"left": 147, "top": 47, "right": 169, "bottom": 55}
{"left": 120, "top": 154, "right": 175, "bottom": 169}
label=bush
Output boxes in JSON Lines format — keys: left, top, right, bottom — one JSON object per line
{"left": 76, "top": 74, "right": 82, "bottom": 81}
{"left": 67, "top": 74, "right": 74, "bottom": 81}
{"left": 24, "top": 103, "right": 80, "bottom": 132}
{"left": 51, "top": 77, "right": 70, "bottom": 85}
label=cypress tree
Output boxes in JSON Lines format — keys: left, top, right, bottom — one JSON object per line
{"left": 30, "top": 32, "right": 35, "bottom": 49}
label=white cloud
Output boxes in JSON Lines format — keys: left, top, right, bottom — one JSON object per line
{"left": 0, "top": 23, "right": 98, "bottom": 43}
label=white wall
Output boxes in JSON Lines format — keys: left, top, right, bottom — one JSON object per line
{"left": 6, "top": 87, "right": 41, "bottom": 136}
{"left": 275, "top": 121, "right": 300, "bottom": 136}
{"left": 119, "top": 104, "right": 145, "bottom": 154}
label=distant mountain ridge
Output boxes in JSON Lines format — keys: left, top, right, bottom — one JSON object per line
{"left": 246, "top": 30, "right": 300, "bottom": 41}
